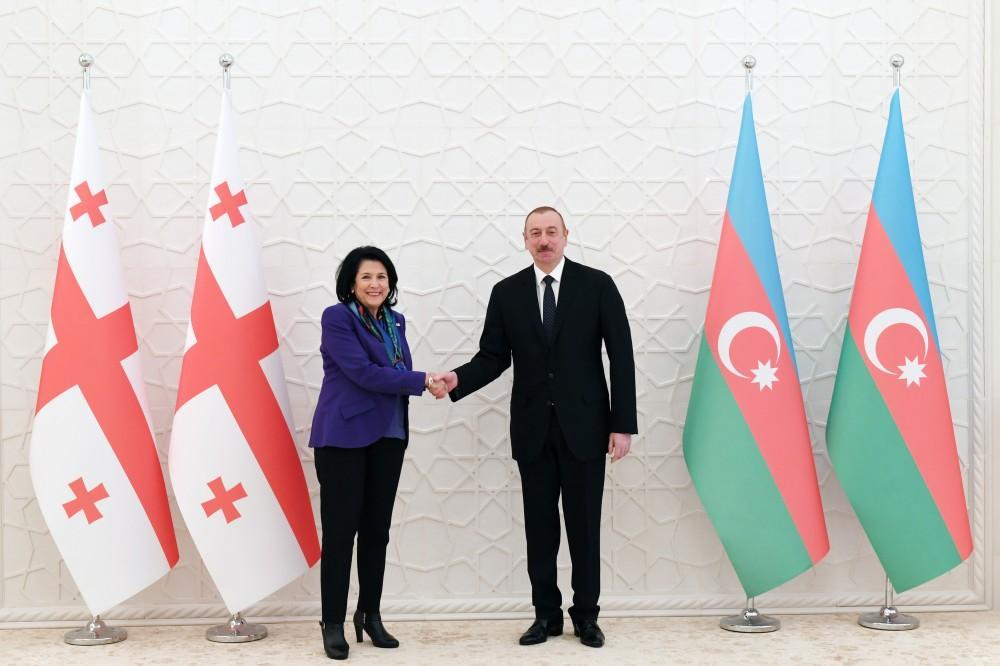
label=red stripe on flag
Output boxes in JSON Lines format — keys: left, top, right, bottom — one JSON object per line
{"left": 36, "top": 249, "right": 179, "bottom": 565}
{"left": 176, "top": 250, "right": 320, "bottom": 565}
{"left": 704, "top": 214, "right": 829, "bottom": 564}
{"left": 847, "top": 205, "right": 972, "bottom": 558}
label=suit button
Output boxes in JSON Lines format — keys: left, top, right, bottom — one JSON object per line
{"left": 548, "top": 372, "right": 554, "bottom": 379}
{"left": 548, "top": 400, "right": 555, "bottom": 407}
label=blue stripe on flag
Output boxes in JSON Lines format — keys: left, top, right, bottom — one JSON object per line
{"left": 726, "top": 94, "right": 798, "bottom": 372}
{"left": 871, "top": 90, "right": 940, "bottom": 347}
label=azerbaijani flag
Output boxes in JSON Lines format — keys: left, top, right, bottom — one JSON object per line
{"left": 683, "top": 94, "right": 829, "bottom": 597}
{"left": 826, "top": 90, "right": 972, "bottom": 592}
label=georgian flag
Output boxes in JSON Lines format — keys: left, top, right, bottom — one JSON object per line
{"left": 30, "top": 91, "right": 179, "bottom": 615}
{"left": 168, "top": 90, "right": 320, "bottom": 613}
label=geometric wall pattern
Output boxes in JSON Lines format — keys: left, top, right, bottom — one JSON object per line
{"left": 0, "top": 1, "right": 986, "bottom": 622}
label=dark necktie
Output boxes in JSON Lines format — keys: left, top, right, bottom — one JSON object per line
{"left": 542, "top": 275, "right": 556, "bottom": 341}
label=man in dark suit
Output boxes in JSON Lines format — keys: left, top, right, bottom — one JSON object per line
{"left": 435, "top": 206, "right": 637, "bottom": 648}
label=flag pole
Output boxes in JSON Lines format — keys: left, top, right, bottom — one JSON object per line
{"left": 200, "top": 52, "right": 268, "bottom": 646}
{"left": 59, "top": 52, "right": 130, "bottom": 649}
{"left": 220, "top": 52, "right": 233, "bottom": 90}
{"left": 716, "top": 56, "right": 781, "bottom": 636}
{"left": 855, "top": 55, "right": 920, "bottom": 634}
{"left": 891, "top": 53, "right": 903, "bottom": 89}
{"left": 742, "top": 54, "right": 756, "bottom": 93}
{"left": 79, "top": 53, "right": 93, "bottom": 91}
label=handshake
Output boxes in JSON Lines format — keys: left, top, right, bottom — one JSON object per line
{"left": 425, "top": 371, "right": 458, "bottom": 399}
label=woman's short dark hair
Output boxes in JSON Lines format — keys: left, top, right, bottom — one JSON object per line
{"left": 335, "top": 246, "right": 399, "bottom": 307}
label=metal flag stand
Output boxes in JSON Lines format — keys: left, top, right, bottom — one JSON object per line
{"left": 201, "top": 54, "right": 267, "bottom": 646}
{"left": 63, "top": 57, "right": 129, "bottom": 650}
{"left": 717, "top": 56, "right": 779, "bottom": 637}
{"left": 721, "top": 596, "right": 781, "bottom": 634}
{"left": 858, "top": 573, "right": 919, "bottom": 631}
{"left": 65, "top": 614, "right": 128, "bottom": 646}
{"left": 206, "top": 611, "right": 268, "bottom": 643}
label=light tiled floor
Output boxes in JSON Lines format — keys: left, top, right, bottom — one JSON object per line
{"left": 2, "top": 612, "right": 1000, "bottom": 664}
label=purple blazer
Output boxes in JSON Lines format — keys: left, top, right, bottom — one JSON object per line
{"left": 309, "top": 303, "right": 426, "bottom": 448}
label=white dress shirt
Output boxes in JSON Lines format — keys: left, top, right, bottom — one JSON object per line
{"left": 533, "top": 257, "right": 565, "bottom": 322}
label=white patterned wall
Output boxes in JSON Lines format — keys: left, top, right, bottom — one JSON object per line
{"left": 0, "top": 1, "right": 987, "bottom": 623}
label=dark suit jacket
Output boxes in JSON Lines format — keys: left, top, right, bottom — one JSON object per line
{"left": 450, "top": 258, "right": 637, "bottom": 461}
{"left": 309, "top": 303, "right": 425, "bottom": 448}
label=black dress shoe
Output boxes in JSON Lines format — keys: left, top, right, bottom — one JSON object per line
{"left": 572, "top": 619, "right": 605, "bottom": 648}
{"left": 319, "top": 621, "right": 349, "bottom": 660}
{"left": 518, "top": 617, "right": 564, "bottom": 645}
{"left": 353, "top": 610, "right": 399, "bottom": 648}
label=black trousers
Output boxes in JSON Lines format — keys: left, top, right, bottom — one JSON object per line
{"left": 516, "top": 416, "right": 606, "bottom": 624}
{"left": 314, "top": 437, "right": 405, "bottom": 623}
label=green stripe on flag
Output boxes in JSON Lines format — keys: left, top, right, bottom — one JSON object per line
{"left": 827, "top": 327, "right": 961, "bottom": 592}
{"left": 684, "top": 336, "right": 813, "bottom": 597}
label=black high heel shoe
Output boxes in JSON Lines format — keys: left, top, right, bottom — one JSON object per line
{"left": 319, "top": 621, "right": 349, "bottom": 660}
{"left": 352, "top": 610, "right": 400, "bottom": 648}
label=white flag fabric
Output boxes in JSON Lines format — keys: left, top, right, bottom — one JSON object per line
{"left": 30, "top": 91, "right": 178, "bottom": 616}
{"left": 169, "top": 90, "right": 320, "bottom": 613}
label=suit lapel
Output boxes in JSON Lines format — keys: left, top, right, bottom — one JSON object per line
{"left": 551, "top": 258, "right": 578, "bottom": 343}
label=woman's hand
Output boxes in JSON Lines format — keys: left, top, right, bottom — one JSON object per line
{"left": 425, "top": 372, "right": 455, "bottom": 399}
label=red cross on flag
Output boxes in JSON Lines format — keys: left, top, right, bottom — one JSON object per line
{"left": 168, "top": 89, "right": 320, "bottom": 613}
{"left": 29, "top": 91, "right": 179, "bottom": 615}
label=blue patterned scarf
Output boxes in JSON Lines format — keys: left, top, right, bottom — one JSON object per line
{"left": 351, "top": 301, "right": 405, "bottom": 370}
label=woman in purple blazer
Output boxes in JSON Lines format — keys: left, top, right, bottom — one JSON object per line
{"left": 310, "top": 246, "right": 440, "bottom": 660}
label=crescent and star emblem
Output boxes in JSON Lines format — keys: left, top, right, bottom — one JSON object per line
{"left": 716, "top": 311, "right": 781, "bottom": 391}
{"left": 862, "top": 307, "right": 928, "bottom": 388}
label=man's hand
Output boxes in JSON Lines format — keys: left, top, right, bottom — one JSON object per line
{"left": 608, "top": 432, "right": 632, "bottom": 462}
{"left": 438, "top": 371, "right": 458, "bottom": 396}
